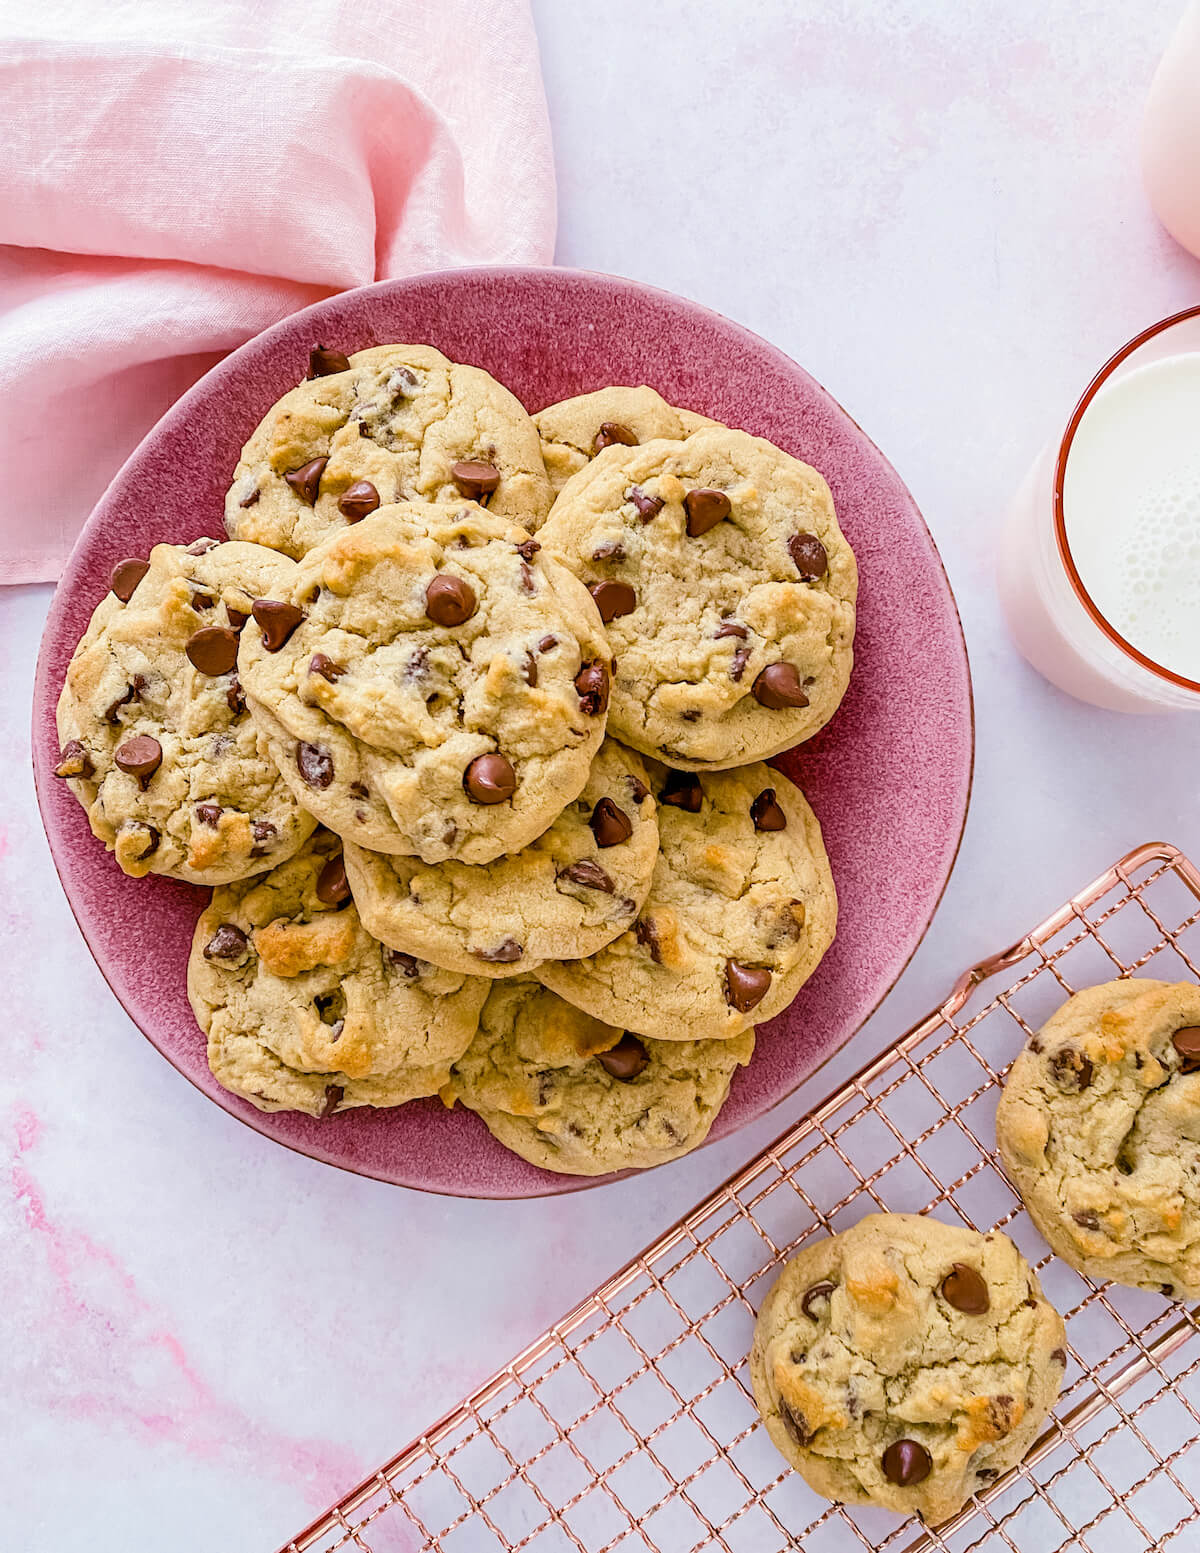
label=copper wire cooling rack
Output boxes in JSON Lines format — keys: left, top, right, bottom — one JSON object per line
{"left": 282, "top": 841, "right": 1200, "bottom": 1553}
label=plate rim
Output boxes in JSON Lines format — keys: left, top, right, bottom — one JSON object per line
{"left": 31, "top": 262, "right": 975, "bottom": 1198}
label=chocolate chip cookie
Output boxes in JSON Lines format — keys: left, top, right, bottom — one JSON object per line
{"left": 751, "top": 1213, "right": 1066, "bottom": 1523}
{"left": 537, "top": 426, "right": 857, "bottom": 768}
{"left": 225, "top": 343, "right": 553, "bottom": 558}
{"left": 344, "top": 738, "right": 657, "bottom": 977}
{"left": 237, "top": 502, "right": 611, "bottom": 863}
{"left": 996, "top": 978, "right": 1200, "bottom": 1298}
{"left": 446, "top": 976, "right": 754, "bottom": 1174}
{"left": 188, "top": 830, "right": 489, "bottom": 1117}
{"left": 54, "top": 539, "right": 316, "bottom": 884}
{"left": 533, "top": 385, "right": 717, "bottom": 494}
{"left": 535, "top": 762, "right": 836, "bottom": 1042}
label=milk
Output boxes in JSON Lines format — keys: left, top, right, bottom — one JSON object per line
{"left": 1143, "top": 1, "right": 1200, "bottom": 260}
{"left": 1063, "top": 353, "right": 1200, "bottom": 683}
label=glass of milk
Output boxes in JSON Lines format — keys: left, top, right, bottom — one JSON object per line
{"left": 998, "top": 307, "right": 1200, "bottom": 712}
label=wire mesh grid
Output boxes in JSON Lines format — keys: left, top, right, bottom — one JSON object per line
{"left": 282, "top": 841, "right": 1200, "bottom": 1553}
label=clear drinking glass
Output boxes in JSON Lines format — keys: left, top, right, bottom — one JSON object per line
{"left": 997, "top": 307, "right": 1200, "bottom": 712}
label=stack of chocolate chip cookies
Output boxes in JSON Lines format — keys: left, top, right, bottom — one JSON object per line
{"left": 54, "top": 346, "right": 857, "bottom": 1176}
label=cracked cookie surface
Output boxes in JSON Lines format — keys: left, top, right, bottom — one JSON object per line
{"left": 533, "top": 385, "right": 716, "bottom": 494}
{"left": 55, "top": 539, "right": 316, "bottom": 884}
{"left": 446, "top": 976, "right": 753, "bottom": 1174}
{"left": 538, "top": 426, "right": 857, "bottom": 768}
{"left": 535, "top": 761, "right": 836, "bottom": 1042}
{"left": 188, "top": 830, "right": 489, "bottom": 1117}
{"left": 996, "top": 978, "right": 1200, "bottom": 1298}
{"left": 225, "top": 343, "right": 553, "bottom": 557}
{"left": 237, "top": 502, "right": 611, "bottom": 863}
{"left": 751, "top": 1213, "right": 1066, "bottom": 1523}
{"left": 344, "top": 738, "right": 657, "bottom": 977}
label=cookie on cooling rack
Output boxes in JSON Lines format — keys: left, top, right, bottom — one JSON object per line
{"left": 750, "top": 1213, "right": 1066, "bottom": 1523}
{"left": 996, "top": 978, "right": 1200, "bottom": 1299}
{"left": 533, "top": 385, "right": 717, "bottom": 493}
{"left": 445, "top": 976, "right": 754, "bottom": 1175}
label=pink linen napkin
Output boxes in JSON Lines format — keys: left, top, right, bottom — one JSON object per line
{"left": 0, "top": 0, "right": 556, "bottom": 583}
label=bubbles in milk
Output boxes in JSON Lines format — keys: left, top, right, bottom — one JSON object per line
{"left": 1063, "top": 353, "right": 1200, "bottom": 682}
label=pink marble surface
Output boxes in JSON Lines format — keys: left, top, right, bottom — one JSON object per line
{"left": 4, "top": 1, "right": 1200, "bottom": 1547}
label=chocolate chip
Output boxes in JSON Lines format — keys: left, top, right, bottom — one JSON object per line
{"left": 349, "top": 781, "right": 369, "bottom": 800}
{"left": 104, "top": 675, "right": 147, "bottom": 724}
{"left": 314, "top": 853, "right": 351, "bottom": 906}
{"left": 590, "top": 796, "right": 633, "bottom": 847}
{"left": 591, "top": 540, "right": 626, "bottom": 562}
{"left": 464, "top": 752, "right": 516, "bottom": 804}
{"left": 752, "top": 663, "right": 810, "bottom": 709}
{"left": 750, "top": 788, "right": 787, "bottom": 831}
{"left": 596, "top": 1033, "right": 648, "bottom": 1080}
{"left": 976, "top": 1467, "right": 1000, "bottom": 1483}
{"left": 472, "top": 938, "right": 523, "bottom": 963}
{"left": 940, "top": 1263, "right": 990, "bottom": 1315}
{"left": 451, "top": 460, "right": 501, "bottom": 499}
{"left": 190, "top": 591, "right": 216, "bottom": 612}
{"left": 1051, "top": 1348, "right": 1067, "bottom": 1365}
{"left": 628, "top": 775, "right": 649, "bottom": 804}
{"left": 988, "top": 1396, "right": 1017, "bottom": 1436}
{"left": 307, "top": 344, "right": 351, "bottom": 378}
{"left": 589, "top": 580, "right": 636, "bottom": 622}
{"left": 683, "top": 487, "right": 731, "bottom": 536}
{"left": 519, "top": 560, "right": 536, "bottom": 594}
{"left": 881, "top": 1440, "right": 931, "bottom": 1487}
{"left": 659, "top": 770, "right": 703, "bottom": 812}
{"left": 204, "top": 923, "right": 248, "bottom": 962}
{"left": 788, "top": 532, "right": 828, "bottom": 580}
{"left": 1163, "top": 1283, "right": 1176, "bottom": 1296}
{"left": 226, "top": 677, "right": 246, "bottom": 714}
{"left": 425, "top": 574, "right": 477, "bottom": 627}
{"left": 1048, "top": 1045, "right": 1094, "bottom": 1092}
{"left": 195, "top": 802, "right": 221, "bottom": 827}
{"left": 627, "top": 485, "right": 664, "bottom": 521}
{"left": 186, "top": 625, "right": 239, "bottom": 677}
{"left": 730, "top": 646, "right": 751, "bottom": 682}
{"left": 593, "top": 421, "right": 637, "bottom": 453}
{"left": 779, "top": 1400, "right": 813, "bottom": 1447}
{"left": 1072, "top": 1210, "right": 1099, "bottom": 1231}
{"left": 251, "top": 820, "right": 276, "bottom": 848}
{"left": 515, "top": 539, "right": 541, "bottom": 561}
{"left": 296, "top": 742, "right": 334, "bottom": 788}
{"left": 386, "top": 948, "right": 419, "bottom": 978}
{"left": 110, "top": 557, "right": 149, "bottom": 602}
{"left": 227, "top": 608, "right": 249, "bottom": 631}
{"left": 522, "top": 650, "right": 538, "bottom": 687}
{"left": 321, "top": 1084, "right": 344, "bottom": 1118}
{"left": 560, "top": 860, "right": 615, "bottom": 893}
{"left": 575, "top": 660, "right": 611, "bottom": 716}
{"left": 114, "top": 734, "right": 162, "bottom": 789}
{"left": 123, "top": 821, "right": 159, "bottom": 861}
{"left": 238, "top": 488, "right": 260, "bottom": 509}
{"left": 801, "top": 1281, "right": 835, "bottom": 1319}
{"left": 715, "top": 620, "right": 748, "bottom": 639}
{"left": 634, "top": 918, "right": 662, "bottom": 963}
{"left": 725, "top": 960, "right": 772, "bottom": 1013}
{"left": 1172, "top": 1026, "right": 1200, "bottom": 1073}
{"left": 309, "top": 653, "right": 346, "bottom": 682}
{"left": 252, "top": 599, "right": 305, "bottom": 651}
{"left": 185, "top": 537, "right": 220, "bottom": 555}
{"left": 338, "top": 479, "right": 380, "bottom": 522}
{"left": 284, "top": 457, "right": 328, "bottom": 505}
{"left": 54, "top": 740, "right": 94, "bottom": 780}
{"left": 538, "top": 634, "right": 558, "bottom": 653}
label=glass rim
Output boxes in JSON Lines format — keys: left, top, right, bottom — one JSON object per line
{"left": 1053, "top": 303, "right": 1200, "bottom": 695}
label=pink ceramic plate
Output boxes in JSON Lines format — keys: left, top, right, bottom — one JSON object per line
{"left": 32, "top": 267, "right": 972, "bottom": 1198}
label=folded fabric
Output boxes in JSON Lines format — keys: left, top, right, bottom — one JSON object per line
{"left": 0, "top": 0, "right": 556, "bottom": 583}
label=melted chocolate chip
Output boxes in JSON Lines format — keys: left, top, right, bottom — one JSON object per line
{"left": 627, "top": 485, "right": 663, "bottom": 521}
{"left": 204, "top": 923, "right": 249, "bottom": 962}
{"left": 515, "top": 539, "right": 541, "bottom": 561}
{"left": 349, "top": 781, "right": 369, "bottom": 800}
{"left": 195, "top": 802, "right": 222, "bottom": 828}
{"left": 725, "top": 960, "right": 772, "bottom": 1013}
{"left": 110, "top": 557, "right": 149, "bottom": 602}
{"left": 730, "top": 646, "right": 751, "bottom": 682}
{"left": 451, "top": 460, "right": 501, "bottom": 500}
{"left": 186, "top": 625, "right": 239, "bottom": 677}
{"left": 596, "top": 1033, "right": 648, "bottom": 1081}
{"left": 190, "top": 591, "right": 216, "bottom": 611}
{"left": 659, "top": 770, "right": 703, "bottom": 812}
{"left": 801, "top": 1281, "right": 835, "bottom": 1319}
{"left": 321, "top": 1084, "right": 344, "bottom": 1118}
{"left": 386, "top": 948, "right": 420, "bottom": 978}
{"left": 185, "top": 537, "right": 220, "bottom": 555}
{"left": 338, "top": 479, "right": 380, "bottom": 521}
{"left": 226, "top": 677, "right": 246, "bottom": 714}
{"left": 114, "top": 734, "right": 162, "bottom": 789}
{"left": 1048, "top": 1045, "right": 1094, "bottom": 1092}
{"left": 522, "top": 650, "right": 538, "bottom": 687}
{"left": 590, "top": 796, "right": 633, "bottom": 847}
{"left": 593, "top": 421, "right": 637, "bottom": 453}
{"left": 309, "top": 653, "right": 346, "bottom": 682}
{"left": 560, "top": 860, "right": 615, "bottom": 893}
{"left": 227, "top": 607, "right": 249, "bottom": 631}
{"left": 575, "top": 660, "right": 611, "bottom": 716}
{"left": 788, "top": 532, "right": 828, "bottom": 579}
{"left": 426, "top": 574, "right": 478, "bottom": 627}
{"left": 589, "top": 580, "right": 636, "bottom": 622}
{"left": 780, "top": 1400, "right": 813, "bottom": 1447}
{"left": 251, "top": 820, "right": 276, "bottom": 847}
{"left": 238, "top": 488, "right": 260, "bottom": 509}
{"left": 538, "top": 634, "right": 558, "bottom": 653}
{"left": 1172, "top": 1026, "right": 1200, "bottom": 1073}
{"left": 628, "top": 775, "right": 649, "bottom": 804}
{"left": 54, "top": 740, "right": 94, "bottom": 780}
{"left": 252, "top": 599, "right": 305, "bottom": 651}
{"left": 464, "top": 752, "right": 516, "bottom": 804}
{"left": 307, "top": 344, "right": 351, "bottom": 378}
{"left": 123, "top": 821, "right": 159, "bottom": 861}
{"left": 472, "top": 938, "right": 523, "bottom": 963}
{"left": 881, "top": 1439, "right": 931, "bottom": 1487}
{"left": 634, "top": 918, "right": 662, "bottom": 963}
{"left": 750, "top": 788, "right": 787, "bottom": 831}
{"left": 1073, "top": 1210, "right": 1100, "bottom": 1231}
{"left": 296, "top": 742, "right": 334, "bottom": 788}
{"left": 940, "top": 1263, "right": 990, "bottom": 1315}
{"left": 591, "top": 540, "right": 626, "bottom": 561}
{"left": 316, "top": 853, "right": 351, "bottom": 906}
{"left": 752, "top": 663, "right": 810, "bottom": 709}
{"left": 103, "top": 674, "right": 148, "bottom": 724}
{"left": 284, "top": 456, "right": 328, "bottom": 505}
{"left": 683, "top": 487, "right": 731, "bottom": 536}
{"left": 1050, "top": 1348, "right": 1067, "bottom": 1365}
{"left": 715, "top": 620, "right": 748, "bottom": 639}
